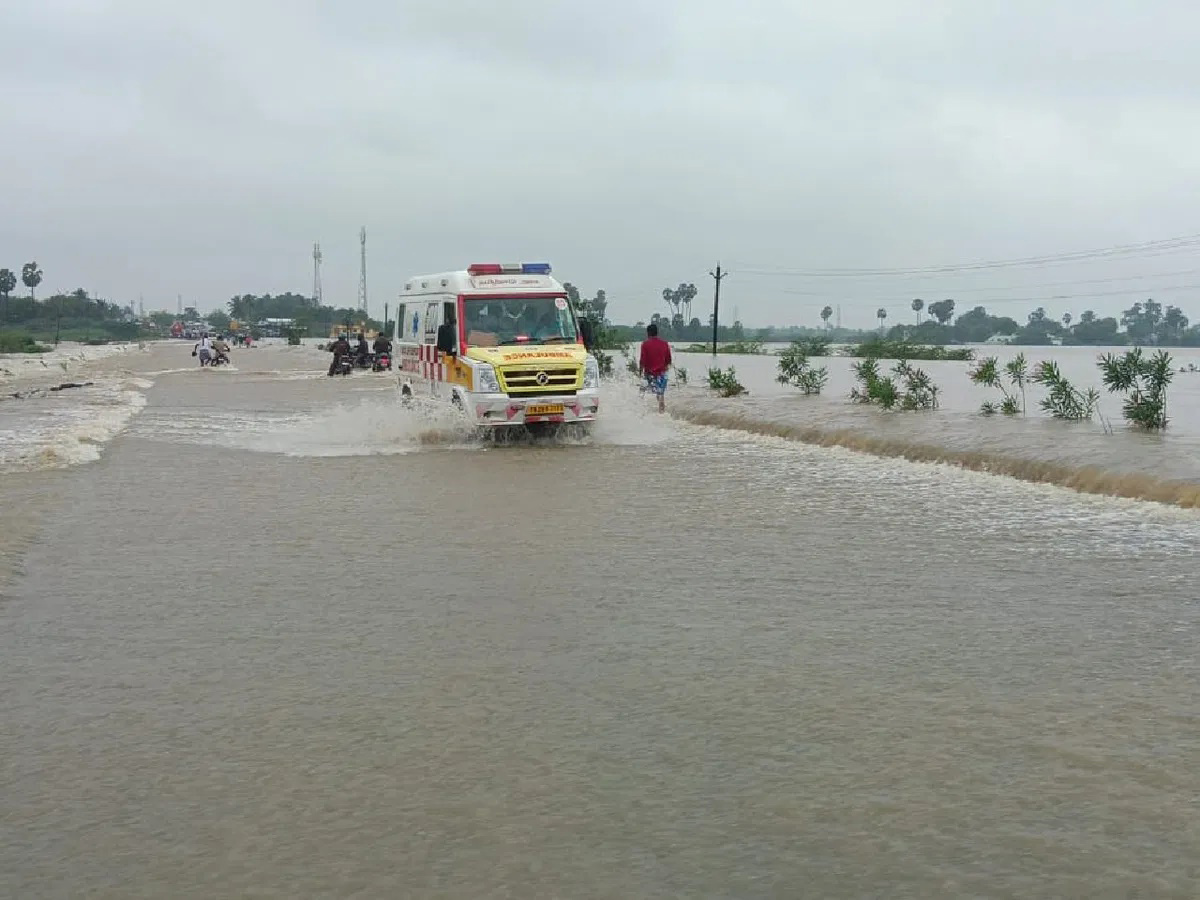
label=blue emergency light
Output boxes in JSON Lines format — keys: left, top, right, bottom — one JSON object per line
{"left": 467, "top": 262, "right": 553, "bottom": 276}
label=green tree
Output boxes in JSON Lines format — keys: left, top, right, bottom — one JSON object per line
{"left": 1160, "top": 305, "right": 1189, "bottom": 343}
{"left": 927, "top": 298, "right": 955, "bottom": 325}
{"left": 662, "top": 283, "right": 698, "bottom": 332}
{"left": 206, "top": 309, "right": 231, "bottom": 331}
{"left": 952, "top": 306, "right": 1020, "bottom": 343}
{"left": 820, "top": 305, "right": 833, "bottom": 329}
{"left": 1072, "top": 310, "right": 1122, "bottom": 345}
{"left": 1121, "top": 300, "right": 1162, "bottom": 343}
{"left": 21, "top": 262, "right": 43, "bottom": 314}
{"left": 0, "top": 268, "right": 15, "bottom": 319}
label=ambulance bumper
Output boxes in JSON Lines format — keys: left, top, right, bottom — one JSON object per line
{"left": 471, "top": 390, "right": 600, "bottom": 426}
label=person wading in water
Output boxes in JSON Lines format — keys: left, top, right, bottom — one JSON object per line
{"left": 638, "top": 323, "right": 672, "bottom": 413}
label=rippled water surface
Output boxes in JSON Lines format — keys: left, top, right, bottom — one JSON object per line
{"left": 2, "top": 342, "right": 1198, "bottom": 898}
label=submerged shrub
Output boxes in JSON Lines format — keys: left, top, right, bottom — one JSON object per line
{"left": 706, "top": 366, "right": 747, "bottom": 397}
{"left": 684, "top": 340, "right": 765, "bottom": 355}
{"left": 969, "top": 353, "right": 1028, "bottom": 416}
{"left": 776, "top": 342, "right": 829, "bottom": 395}
{"left": 1031, "top": 360, "right": 1099, "bottom": 421}
{"left": 0, "top": 331, "right": 50, "bottom": 353}
{"left": 1098, "top": 348, "right": 1172, "bottom": 430}
{"left": 841, "top": 338, "right": 974, "bottom": 361}
{"left": 849, "top": 358, "right": 938, "bottom": 410}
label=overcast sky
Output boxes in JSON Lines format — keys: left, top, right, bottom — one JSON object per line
{"left": 3, "top": 0, "right": 1200, "bottom": 328}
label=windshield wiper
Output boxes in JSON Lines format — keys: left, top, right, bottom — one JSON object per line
{"left": 497, "top": 335, "right": 574, "bottom": 345}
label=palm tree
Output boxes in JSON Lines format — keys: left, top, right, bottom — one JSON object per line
{"left": 0, "top": 268, "right": 15, "bottom": 320}
{"left": 876, "top": 307, "right": 887, "bottom": 334}
{"left": 911, "top": 298, "right": 924, "bottom": 324}
{"left": 1062, "top": 312, "right": 1072, "bottom": 329}
{"left": 21, "top": 261, "right": 43, "bottom": 318}
{"left": 820, "top": 305, "right": 833, "bottom": 330}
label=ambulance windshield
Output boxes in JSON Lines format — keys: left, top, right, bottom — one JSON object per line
{"left": 463, "top": 296, "right": 579, "bottom": 347}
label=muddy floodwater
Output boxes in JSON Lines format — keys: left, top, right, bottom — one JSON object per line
{"left": 2, "top": 341, "right": 1199, "bottom": 898}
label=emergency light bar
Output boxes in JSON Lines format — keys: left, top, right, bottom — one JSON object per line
{"left": 467, "top": 263, "right": 552, "bottom": 276}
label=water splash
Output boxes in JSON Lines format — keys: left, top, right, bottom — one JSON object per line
{"left": 0, "top": 383, "right": 150, "bottom": 471}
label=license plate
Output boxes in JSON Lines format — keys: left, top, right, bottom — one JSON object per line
{"left": 526, "top": 404, "right": 564, "bottom": 416}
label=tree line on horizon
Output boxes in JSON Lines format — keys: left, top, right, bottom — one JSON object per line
{"left": 585, "top": 288, "right": 1200, "bottom": 348}
{"left": 3, "top": 263, "right": 1200, "bottom": 348}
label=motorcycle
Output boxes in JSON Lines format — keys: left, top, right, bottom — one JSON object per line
{"left": 372, "top": 351, "right": 392, "bottom": 372}
{"left": 211, "top": 351, "right": 231, "bottom": 367}
{"left": 330, "top": 354, "right": 353, "bottom": 376}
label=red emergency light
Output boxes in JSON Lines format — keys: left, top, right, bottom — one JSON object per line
{"left": 467, "top": 263, "right": 552, "bottom": 276}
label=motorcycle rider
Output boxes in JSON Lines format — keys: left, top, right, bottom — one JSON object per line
{"left": 354, "top": 333, "right": 370, "bottom": 366}
{"left": 211, "top": 334, "right": 232, "bottom": 364}
{"left": 327, "top": 334, "right": 351, "bottom": 376}
{"left": 372, "top": 332, "right": 392, "bottom": 368}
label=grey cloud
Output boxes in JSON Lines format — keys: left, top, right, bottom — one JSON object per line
{"left": 3, "top": 0, "right": 1199, "bottom": 326}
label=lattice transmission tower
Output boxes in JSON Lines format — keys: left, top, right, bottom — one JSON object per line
{"left": 312, "top": 242, "right": 323, "bottom": 305}
{"left": 358, "top": 227, "right": 368, "bottom": 316}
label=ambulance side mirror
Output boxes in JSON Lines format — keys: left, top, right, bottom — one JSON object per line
{"left": 436, "top": 324, "right": 457, "bottom": 356}
{"left": 579, "top": 318, "right": 596, "bottom": 351}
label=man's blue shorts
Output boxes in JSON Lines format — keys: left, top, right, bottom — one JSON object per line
{"left": 645, "top": 373, "right": 668, "bottom": 396}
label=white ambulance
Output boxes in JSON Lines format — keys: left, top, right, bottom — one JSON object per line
{"left": 394, "top": 263, "right": 601, "bottom": 431}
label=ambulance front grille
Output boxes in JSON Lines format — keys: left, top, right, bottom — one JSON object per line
{"left": 498, "top": 366, "right": 581, "bottom": 394}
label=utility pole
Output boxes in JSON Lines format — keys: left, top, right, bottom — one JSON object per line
{"left": 358, "top": 227, "right": 368, "bottom": 317}
{"left": 709, "top": 263, "right": 728, "bottom": 356}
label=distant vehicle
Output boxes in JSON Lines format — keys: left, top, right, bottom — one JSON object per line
{"left": 394, "top": 262, "right": 600, "bottom": 434}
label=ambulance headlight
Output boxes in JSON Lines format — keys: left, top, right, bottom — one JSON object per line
{"left": 475, "top": 363, "right": 500, "bottom": 393}
{"left": 583, "top": 356, "right": 599, "bottom": 389}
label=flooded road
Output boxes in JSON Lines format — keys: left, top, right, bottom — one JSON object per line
{"left": 2, "top": 342, "right": 1199, "bottom": 897}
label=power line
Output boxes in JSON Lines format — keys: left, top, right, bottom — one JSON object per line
{"left": 730, "top": 232, "right": 1200, "bottom": 277}
{"left": 781, "top": 282, "right": 1200, "bottom": 308}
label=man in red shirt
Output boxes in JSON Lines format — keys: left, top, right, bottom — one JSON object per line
{"left": 638, "top": 323, "right": 672, "bottom": 413}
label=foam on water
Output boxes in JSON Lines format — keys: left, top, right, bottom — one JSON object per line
{"left": 673, "top": 405, "right": 1200, "bottom": 509}
{"left": 667, "top": 420, "right": 1200, "bottom": 557}
{"left": 0, "top": 377, "right": 151, "bottom": 471}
